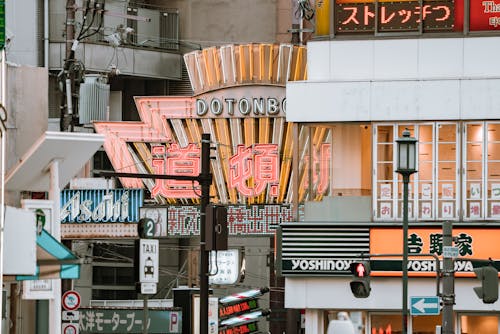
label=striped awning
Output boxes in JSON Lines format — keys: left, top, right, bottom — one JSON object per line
{"left": 16, "top": 229, "right": 80, "bottom": 280}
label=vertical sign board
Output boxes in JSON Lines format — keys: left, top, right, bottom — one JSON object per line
{"left": 139, "top": 239, "right": 159, "bottom": 283}
{"left": 21, "top": 200, "right": 56, "bottom": 299}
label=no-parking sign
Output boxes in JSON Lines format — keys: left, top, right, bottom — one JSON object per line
{"left": 62, "top": 290, "right": 81, "bottom": 311}
{"left": 62, "top": 323, "right": 79, "bottom": 334}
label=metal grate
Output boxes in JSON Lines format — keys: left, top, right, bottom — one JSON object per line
{"left": 160, "top": 10, "right": 179, "bottom": 50}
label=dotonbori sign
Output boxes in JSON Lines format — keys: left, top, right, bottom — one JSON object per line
{"left": 196, "top": 96, "right": 286, "bottom": 117}
{"left": 194, "top": 86, "right": 286, "bottom": 118}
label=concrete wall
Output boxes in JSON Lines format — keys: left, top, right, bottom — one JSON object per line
{"left": 305, "top": 196, "right": 371, "bottom": 221}
{"left": 5, "top": 65, "right": 48, "bottom": 173}
{"left": 287, "top": 37, "right": 500, "bottom": 123}
{"left": 150, "top": 0, "right": 290, "bottom": 47}
{"left": 285, "top": 276, "right": 500, "bottom": 312}
{"left": 6, "top": 0, "right": 40, "bottom": 66}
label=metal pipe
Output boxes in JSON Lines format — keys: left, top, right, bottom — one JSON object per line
{"left": 49, "top": 160, "right": 62, "bottom": 334}
{"left": 44, "top": 0, "right": 49, "bottom": 67}
{"left": 402, "top": 173, "right": 410, "bottom": 334}
{"left": 441, "top": 221, "right": 455, "bottom": 334}
{"left": 0, "top": 48, "right": 6, "bottom": 334}
{"left": 65, "top": 79, "right": 73, "bottom": 114}
{"left": 199, "top": 134, "right": 211, "bottom": 334}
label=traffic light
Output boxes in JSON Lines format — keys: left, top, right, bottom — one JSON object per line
{"left": 205, "top": 204, "right": 228, "bottom": 251}
{"left": 473, "top": 265, "right": 499, "bottom": 304}
{"left": 349, "top": 261, "right": 371, "bottom": 298}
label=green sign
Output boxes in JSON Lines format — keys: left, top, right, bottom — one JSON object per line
{"left": 0, "top": 2, "right": 4, "bottom": 49}
{"left": 79, "top": 308, "right": 182, "bottom": 333}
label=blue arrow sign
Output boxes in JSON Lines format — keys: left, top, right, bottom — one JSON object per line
{"left": 410, "top": 296, "right": 440, "bottom": 315}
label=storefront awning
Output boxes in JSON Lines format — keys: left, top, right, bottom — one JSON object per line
{"left": 15, "top": 229, "right": 81, "bottom": 281}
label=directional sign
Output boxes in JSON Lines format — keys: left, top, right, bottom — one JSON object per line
{"left": 410, "top": 296, "right": 440, "bottom": 315}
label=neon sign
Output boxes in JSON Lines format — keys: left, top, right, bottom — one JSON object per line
{"left": 151, "top": 144, "right": 200, "bottom": 198}
{"left": 335, "top": 1, "right": 455, "bottom": 33}
{"left": 228, "top": 144, "right": 279, "bottom": 197}
{"left": 196, "top": 97, "right": 286, "bottom": 117}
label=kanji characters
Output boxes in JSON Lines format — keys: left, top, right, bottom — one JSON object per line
{"left": 151, "top": 143, "right": 201, "bottom": 198}
{"left": 228, "top": 144, "right": 280, "bottom": 197}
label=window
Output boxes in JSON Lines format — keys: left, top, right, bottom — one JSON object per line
{"left": 459, "top": 314, "right": 499, "bottom": 334}
{"left": 374, "top": 123, "right": 459, "bottom": 221}
{"left": 463, "top": 122, "right": 500, "bottom": 220}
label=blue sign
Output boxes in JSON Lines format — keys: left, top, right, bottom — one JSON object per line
{"left": 60, "top": 189, "right": 144, "bottom": 223}
{"left": 410, "top": 296, "right": 440, "bottom": 315}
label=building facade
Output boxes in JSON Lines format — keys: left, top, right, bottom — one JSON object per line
{"left": 3, "top": 0, "right": 316, "bottom": 333}
{"left": 285, "top": 1, "right": 500, "bottom": 333}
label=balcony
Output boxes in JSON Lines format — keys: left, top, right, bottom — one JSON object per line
{"left": 49, "top": 2, "right": 183, "bottom": 80}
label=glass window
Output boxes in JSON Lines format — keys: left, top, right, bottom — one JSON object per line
{"left": 374, "top": 123, "right": 458, "bottom": 221}
{"left": 459, "top": 314, "right": 499, "bottom": 334}
{"left": 371, "top": 313, "right": 441, "bottom": 334}
{"left": 463, "top": 121, "right": 500, "bottom": 220}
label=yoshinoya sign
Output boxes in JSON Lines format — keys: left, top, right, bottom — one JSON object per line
{"left": 60, "top": 189, "right": 143, "bottom": 223}
{"left": 278, "top": 223, "right": 500, "bottom": 277}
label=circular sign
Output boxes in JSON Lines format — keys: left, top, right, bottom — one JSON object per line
{"left": 62, "top": 323, "right": 78, "bottom": 334}
{"left": 62, "top": 290, "right": 81, "bottom": 311}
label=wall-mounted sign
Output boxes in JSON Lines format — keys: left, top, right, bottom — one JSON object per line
{"left": 335, "top": 1, "right": 455, "bottom": 33}
{"left": 370, "top": 227, "right": 500, "bottom": 277}
{"left": 21, "top": 200, "right": 56, "bottom": 300}
{"left": 167, "top": 204, "right": 303, "bottom": 237}
{"left": 78, "top": 308, "right": 182, "bottom": 333}
{"left": 470, "top": 0, "right": 500, "bottom": 31}
{"left": 140, "top": 207, "right": 168, "bottom": 238}
{"left": 278, "top": 223, "right": 370, "bottom": 276}
{"left": 209, "top": 249, "right": 240, "bottom": 285}
{"left": 60, "top": 189, "right": 143, "bottom": 223}
{"left": 278, "top": 223, "right": 500, "bottom": 277}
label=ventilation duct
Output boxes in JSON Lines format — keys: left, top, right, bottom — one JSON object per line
{"left": 78, "top": 74, "right": 110, "bottom": 125}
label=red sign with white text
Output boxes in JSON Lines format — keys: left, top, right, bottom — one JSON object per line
{"left": 470, "top": 0, "right": 500, "bottom": 30}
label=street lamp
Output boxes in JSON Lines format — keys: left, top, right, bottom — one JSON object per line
{"left": 396, "top": 128, "right": 417, "bottom": 334}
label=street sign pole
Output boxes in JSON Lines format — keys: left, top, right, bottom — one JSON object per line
{"left": 441, "top": 221, "right": 455, "bottom": 334}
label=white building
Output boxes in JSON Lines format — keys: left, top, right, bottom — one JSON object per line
{"left": 285, "top": 1, "right": 500, "bottom": 333}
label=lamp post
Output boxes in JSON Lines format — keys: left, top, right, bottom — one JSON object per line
{"left": 395, "top": 129, "right": 417, "bottom": 334}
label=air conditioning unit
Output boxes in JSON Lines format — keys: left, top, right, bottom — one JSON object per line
{"left": 78, "top": 74, "right": 110, "bottom": 125}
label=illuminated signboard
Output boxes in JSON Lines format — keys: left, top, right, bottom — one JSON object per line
{"left": 60, "top": 189, "right": 143, "bottom": 223}
{"left": 219, "top": 322, "right": 259, "bottom": 334}
{"left": 334, "top": 0, "right": 500, "bottom": 33}
{"left": 470, "top": 0, "right": 500, "bottom": 30}
{"left": 279, "top": 223, "right": 500, "bottom": 277}
{"left": 219, "top": 299, "right": 260, "bottom": 319}
{"left": 335, "top": 0, "right": 455, "bottom": 33}
{"left": 94, "top": 43, "right": 332, "bottom": 208}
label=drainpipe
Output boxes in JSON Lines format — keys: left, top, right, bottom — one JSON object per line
{"left": 44, "top": 0, "right": 49, "bottom": 68}
{"left": 0, "top": 48, "right": 6, "bottom": 334}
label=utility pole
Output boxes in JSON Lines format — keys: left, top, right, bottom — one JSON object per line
{"left": 199, "top": 133, "right": 212, "bottom": 334}
{"left": 441, "top": 221, "right": 455, "bottom": 334}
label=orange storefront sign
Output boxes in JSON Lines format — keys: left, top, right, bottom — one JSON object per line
{"left": 370, "top": 228, "right": 500, "bottom": 277}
